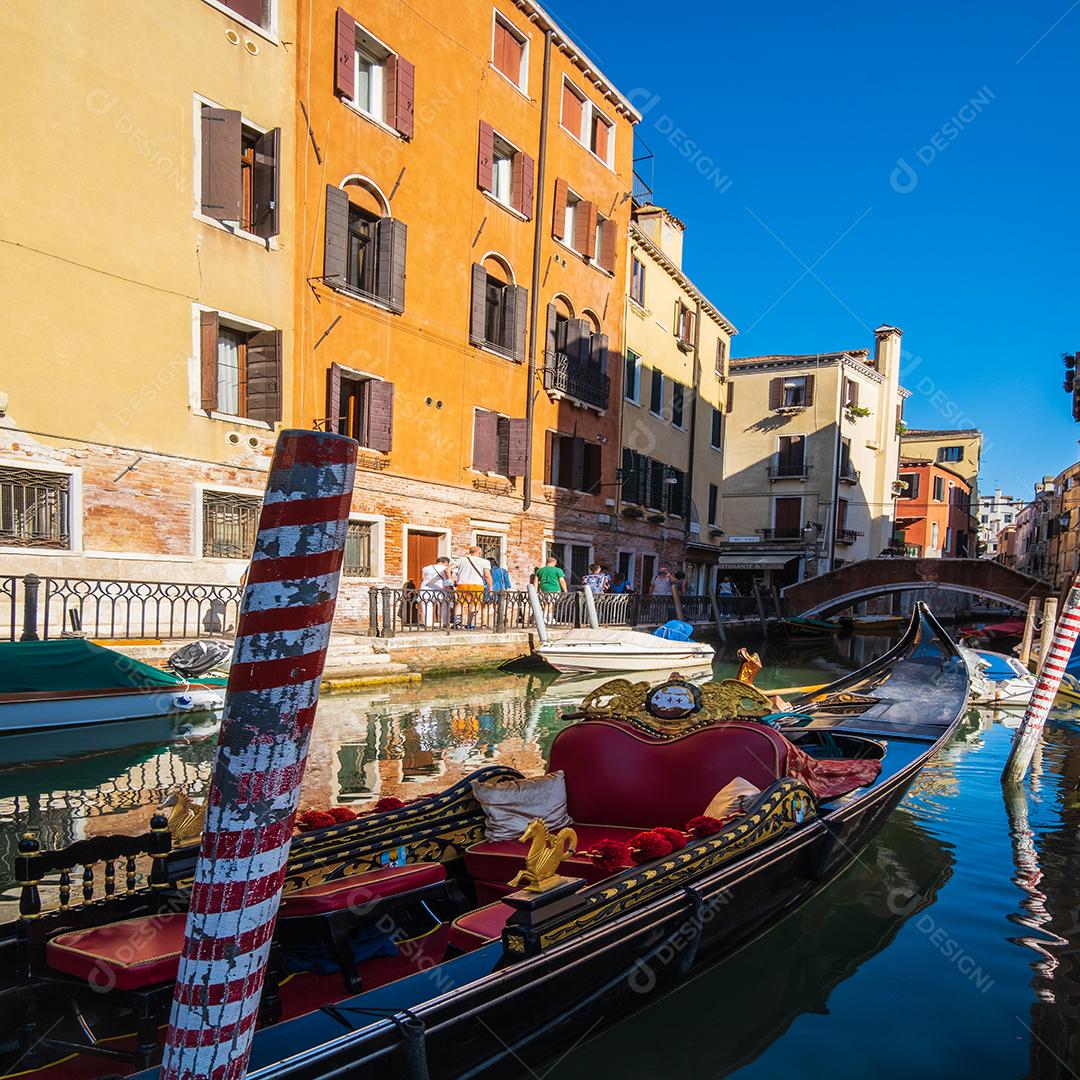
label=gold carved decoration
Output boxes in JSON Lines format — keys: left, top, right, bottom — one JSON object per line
{"left": 736, "top": 647, "right": 762, "bottom": 684}
{"left": 163, "top": 792, "right": 206, "bottom": 847}
{"left": 508, "top": 818, "right": 578, "bottom": 893}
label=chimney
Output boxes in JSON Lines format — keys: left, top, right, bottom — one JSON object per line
{"left": 873, "top": 324, "right": 902, "bottom": 374}
{"left": 633, "top": 204, "right": 685, "bottom": 269}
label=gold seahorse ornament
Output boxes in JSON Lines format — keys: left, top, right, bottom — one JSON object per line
{"left": 508, "top": 818, "right": 578, "bottom": 893}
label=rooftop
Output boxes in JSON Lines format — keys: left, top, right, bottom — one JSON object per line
{"left": 900, "top": 428, "right": 982, "bottom": 439}
{"left": 730, "top": 348, "right": 870, "bottom": 367}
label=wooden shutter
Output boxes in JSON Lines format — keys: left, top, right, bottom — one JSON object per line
{"left": 803, "top": 373, "right": 815, "bottom": 405}
{"left": 477, "top": 121, "right": 494, "bottom": 192}
{"left": 364, "top": 380, "right": 394, "bottom": 452}
{"left": 245, "top": 330, "right": 282, "bottom": 423}
{"left": 334, "top": 7, "right": 355, "bottom": 98}
{"left": 570, "top": 436, "right": 585, "bottom": 492}
{"left": 576, "top": 200, "right": 597, "bottom": 258}
{"left": 544, "top": 429, "right": 554, "bottom": 484}
{"left": 566, "top": 318, "right": 590, "bottom": 364}
{"left": 200, "top": 107, "right": 241, "bottom": 223}
{"left": 505, "top": 284, "right": 528, "bottom": 360}
{"left": 552, "top": 178, "right": 568, "bottom": 239}
{"left": 726, "top": 380, "right": 734, "bottom": 413}
{"left": 512, "top": 151, "right": 535, "bottom": 219}
{"left": 376, "top": 217, "right": 407, "bottom": 313}
{"left": 775, "top": 497, "right": 801, "bottom": 534}
{"left": 600, "top": 218, "right": 617, "bottom": 272}
{"left": 469, "top": 263, "right": 488, "bottom": 344}
{"left": 544, "top": 303, "right": 558, "bottom": 360}
{"left": 768, "top": 377, "right": 782, "bottom": 410}
{"left": 252, "top": 127, "right": 280, "bottom": 239}
{"left": 472, "top": 409, "right": 498, "bottom": 472}
{"left": 327, "top": 363, "right": 343, "bottom": 433}
{"left": 384, "top": 55, "right": 415, "bottom": 138}
{"left": 200, "top": 310, "right": 219, "bottom": 411}
{"left": 507, "top": 418, "right": 528, "bottom": 477}
{"left": 323, "top": 184, "right": 349, "bottom": 285}
{"left": 561, "top": 83, "right": 583, "bottom": 135}
{"left": 846, "top": 378, "right": 859, "bottom": 407}
{"left": 227, "top": 0, "right": 263, "bottom": 23}
{"left": 590, "top": 332, "right": 609, "bottom": 376}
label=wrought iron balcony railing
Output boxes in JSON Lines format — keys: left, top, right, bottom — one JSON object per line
{"left": 768, "top": 462, "right": 809, "bottom": 480}
{"left": 835, "top": 528, "right": 864, "bottom": 544}
{"left": 756, "top": 527, "right": 804, "bottom": 540}
{"left": 838, "top": 464, "right": 861, "bottom": 484}
{"left": 543, "top": 351, "right": 611, "bottom": 410}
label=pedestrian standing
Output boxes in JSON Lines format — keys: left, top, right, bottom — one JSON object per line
{"left": 717, "top": 575, "right": 737, "bottom": 618}
{"left": 455, "top": 546, "right": 493, "bottom": 629}
{"left": 532, "top": 556, "right": 567, "bottom": 594}
{"left": 651, "top": 565, "right": 674, "bottom": 595}
{"left": 582, "top": 563, "right": 611, "bottom": 593}
{"left": 420, "top": 555, "right": 454, "bottom": 627}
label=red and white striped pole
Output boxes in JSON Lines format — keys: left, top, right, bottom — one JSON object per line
{"left": 1002, "top": 576, "right": 1080, "bottom": 784}
{"left": 161, "top": 429, "right": 356, "bottom": 1080}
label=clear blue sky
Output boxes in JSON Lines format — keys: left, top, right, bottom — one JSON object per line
{"left": 545, "top": 0, "right": 1080, "bottom": 498}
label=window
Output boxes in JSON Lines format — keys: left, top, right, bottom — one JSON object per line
{"left": 200, "top": 311, "right": 281, "bottom": 422}
{"left": 898, "top": 472, "right": 920, "bottom": 499}
{"left": 590, "top": 109, "right": 614, "bottom": 165}
{"left": 560, "top": 77, "right": 615, "bottom": 166}
{"left": 668, "top": 467, "right": 688, "bottom": 518}
{"left": 1004, "top": 513, "right": 1013, "bottom": 524}
{"left": 326, "top": 365, "right": 395, "bottom": 451}
{"left": 675, "top": 302, "right": 695, "bottom": 348}
{"left": 200, "top": 104, "right": 280, "bottom": 238}
{"left": 472, "top": 409, "right": 526, "bottom": 477}
{"left": 776, "top": 435, "right": 805, "bottom": 477}
{"left": 334, "top": 13, "right": 415, "bottom": 138}
{"left": 553, "top": 182, "right": 596, "bottom": 257}
{"left": 768, "top": 374, "right": 814, "bottom": 409}
{"left": 617, "top": 551, "right": 634, "bottom": 586}
{"left": 671, "top": 383, "right": 685, "bottom": 428}
{"left": 475, "top": 532, "right": 504, "bottom": 565}
{"left": 593, "top": 213, "right": 615, "bottom": 272}
{"left": 630, "top": 257, "right": 646, "bottom": 306}
{"left": 939, "top": 446, "right": 964, "bottom": 463}
{"left": 560, "top": 80, "right": 585, "bottom": 139}
{"left": 843, "top": 377, "right": 860, "bottom": 408}
{"left": 945, "top": 526, "right": 952, "bottom": 554}
{"left": 710, "top": 408, "right": 722, "bottom": 449}
{"left": 491, "top": 134, "right": 514, "bottom": 206}
{"left": 492, "top": 15, "right": 526, "bottom": 89}
{"left": 548, "top": 433, "right": 601, "bottom": 493}
{"left": 930, "top": 521, "right": 940, "bottom": 550}
{"left": 469, "top": 262, "right": 527, "bottom": 359}
{"left": 202, "top": 490, "right": 261, "bottom": 559}
{"left": 980, "top": 513, "right": 989, "bottom": 523}
{"left": 344, "top": 521, "right": 374, "bottom": 577}
{"left": 836, "top": 497, "right": 848, "bottom": 535}
{"left": 708, "top": 484, "right": 719, "bottom": 527}
{"left": 839, "top": 437, "right": 855, "bottom": 479}
{"left": 649, "top": 369, "right": 665, "bottom": 417}
{"left": 547, "top": 541, "right": 591, "bottom": 586}
{"left": 933, "top": 476, "right": 946, "bottom": 502}
{"left": 715, "top": 337, "right": 727, "bottom": 376}
{"left": 773, "top": 497, "right": 802, "bottom": 539}
{"left": 219, "top": 0, "right": 268, "bottom": 29}
{"left": 624, "top": 350, "right": 641, "bottom": 403}
{"left": 646, "top": 459, "right": 666, "bottom": 511}
{"left": 478, "top": 123, "right": 534, "bottom": 217}
{"left": 0, "top": 467, "right": 71, "bottom": 549}
{"left": 323, "top": 186, "right": 407, "bottom": 313}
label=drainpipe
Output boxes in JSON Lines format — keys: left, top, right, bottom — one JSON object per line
{"left": 523, "top": 28, "right": 553, "bottom": 511}
{"left": 826, "top": 363, "right": 843, "bottom": 571}
{"left": 684, "top": 300, "right": 702, "bottom": 576}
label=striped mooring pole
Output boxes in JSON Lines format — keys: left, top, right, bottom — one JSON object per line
{"left": 161, "top": 429, "right": 356, "bottom": 1080}
{"left": 1002, "top": 576, "right": 1080, "bottom": 784}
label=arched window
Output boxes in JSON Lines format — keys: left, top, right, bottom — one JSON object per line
{"left": 470, "top": 253, "right": 525, "bottom": 359}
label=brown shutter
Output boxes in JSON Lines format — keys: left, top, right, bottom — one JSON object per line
{"left": 566, "top": 318, "right": 590, "bottom": 365}
{"left": 590, "top": 332, "right": 609, "bottom": 376}
{"left": 726, "top": 380, "right": 734, "bottom": 413}
{"left": 803, "top": 373, "right": 815, "bottom": 405}
{"left": 505, "top": 284, "right": 528, "bottom": 360}
{"left": 544, "top": 429, "right": 554, "bottom": 485}
{"left": 512, "top": 151, "right": 534, "bottom": 219}
{"left": 768, "top": 377, "right": 782, "bottom": 410}
{"left": 245, "top": 330, "right": 282, "bottom": 423}
{"left": 600, "top": 217, "right": 616, "bottom": 272}
{"left": 570, "top": 436, "right": 585, "bottom": 492}
{"left": 575, "top": 200, "right": 596, "bottom": 256}
{"left": 252, "top": 127, "right": 280, "bottom": 239}
{"left": 376, "top": 217, "right": 407, "bottom": 313}
{"left": 507, "top": 418, "right": 528, "bottom": 477}
{"left": 385, "top": 55, "right": 415, "bottom": 138}
{"left": 472, "top": 409, "right": 498, "bottom": 472}
{"left": 469, "top": 263, "right": 488, "bottom": 344}
{"left": 327, "top": 363, "right": 343, "bottom": 433}
{"left": 323, "top": 184, "right": 349, "bottom": 286}
{"left": 200, "top": 310, "right": 219, "bottom": 411}
{"left": 228, "top": 0, "right": 263, "bottom": 23}
{"left": 201, "top": 107, "right": 241, "bottom": 223}
{"left": 334, "top": 7, "right": 355, "bottom": 99}
{"left": 544, "top": 302, "right": 558, "bottom": 360}
{"left": 477, "top": 121, "right": 494, "bottom": 192}
{"left": 552, "top": 178, "right": 568, "bottom": 239}
{"left": 364, "top": 380, "right": 394, "bottom": 452}
{"left": 847, "top": 379, "right": 859, "bottom": 407}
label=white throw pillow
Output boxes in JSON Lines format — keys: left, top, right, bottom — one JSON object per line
{"left": 703, "top": 777, "right": 762, "bottom": 819}
{"left": 472, "top": 771, "right": 571, "bottom": 841}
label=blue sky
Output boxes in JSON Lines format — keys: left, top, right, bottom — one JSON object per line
{"left": 544, "top": 0, "right": 1080, "bottom": 497}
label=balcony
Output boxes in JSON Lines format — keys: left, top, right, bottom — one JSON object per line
{"left": 835, "top": 528, "right": 864, "bottom": 544}
{"left": 838, "top": 463, "right": 861, "bottom": 484}
{"left": 543, "top": 351, "right": 610, "bottom": 410}
{"left": 756, "top": 528, "right": 804, "bottom": 541}
{"left": 768, "top": 461, "right": 809, "bottom": 481}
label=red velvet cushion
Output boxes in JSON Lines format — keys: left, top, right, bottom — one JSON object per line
{"left": 548, "top": 720, "right": 788, "bottom": 828}
{"left": 279, "top": 863, "right": 446, "bottom": 917}
{"left": 47, "top": 913, "right": 187, "bottom": 990}
{"left": 465, "top": 823, "right": 640, "bottom": 886}
{"left": 449, "top": 903, "right": 513, "bottom": 952}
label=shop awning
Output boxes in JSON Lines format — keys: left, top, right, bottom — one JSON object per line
{"left": 714, "top": 554, "right": 799, "bottom": 570}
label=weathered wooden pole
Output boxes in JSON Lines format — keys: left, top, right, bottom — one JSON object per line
{"left": 1036, "top": 596, "right": 1058, "bottom": 672}
{"left": 160, "top": 430, "right": 356, "bottom": 1080}
{"left": 1002, "top": 577, "right": 1080, "bottom": 784}
{"left": 1018, "top": 596, "right": 1039, "bottom": 669}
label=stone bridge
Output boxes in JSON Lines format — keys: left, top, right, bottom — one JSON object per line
{"left": 782, "top": 558, "right": 1053, "bottom": 617}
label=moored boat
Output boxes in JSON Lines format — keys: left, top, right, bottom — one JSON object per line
{"left": 0, "top": 604, "right": 967, "bottom": 1080}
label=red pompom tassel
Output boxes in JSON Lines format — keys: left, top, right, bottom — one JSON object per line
{"left": 586, "top": 840, "right": 632, "bottom": 874}
{"left": 329, "top": 806, "right": 358, "bottom": 822}
{"left": 374, "top": 796, "right": 406, "bottom": 812}
{"left": 653, "top": 827, "right": 687, "bottom": 850}
{"left": 295, "top": 809, "right": 336, "bottom": 832}
{"left": 685, "top": 815, "right": 728, "bottom": 838}
{"left": 628, "top": 829, "right": 675, "bottom": 864}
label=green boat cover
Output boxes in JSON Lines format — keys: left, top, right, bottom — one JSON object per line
{"left": 0, "top": 639, "right": 186, "bottom": 694}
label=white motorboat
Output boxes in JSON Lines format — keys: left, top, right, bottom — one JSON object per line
{"left": 529, "top": 584, "right": 715, "bottom": 674}
{"left": 959, "top": 646, "right": 1080, "bottom": 708}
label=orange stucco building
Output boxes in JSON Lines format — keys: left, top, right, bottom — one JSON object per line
{"left": 292, "top": 0, "right": 638, "bottom": 619}
{"left": 894, "top": 458, "right": 973, "bottom": 558}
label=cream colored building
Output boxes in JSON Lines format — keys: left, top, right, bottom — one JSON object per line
{"left": 0, "top": 1, "right": 295, "bottom": 616}
{"left": 615, "top": 206, "right": 736, "bottom": 593}
{"left": 717, "top": 326, "right": 907, "bottom": 587}
{"left": 899, "top": 428, "right": 982, "bottom": 506}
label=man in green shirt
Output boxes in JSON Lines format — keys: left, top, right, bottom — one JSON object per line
{"left": 532, "top": 557, "right": 567, "bottom": 594}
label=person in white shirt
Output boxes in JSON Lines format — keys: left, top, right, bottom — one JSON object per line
{"left": 454, "top": 547, "right": 493, "bottom": 629}
{"left": 651, "top": 566, "right": 674, "bottom": 596}
{"left": 419, "top": 556, "right": 454, "bottom": 627}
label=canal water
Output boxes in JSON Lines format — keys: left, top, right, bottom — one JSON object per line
{"left": 1, "top": 635, "right": 1078, "bottom": 1077}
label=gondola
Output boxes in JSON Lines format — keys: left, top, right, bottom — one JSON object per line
{"left": 0, "top": 603, "right": 968, "bottom": 1080}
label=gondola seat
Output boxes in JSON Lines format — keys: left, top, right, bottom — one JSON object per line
{"left": 448, "top": 902, "right": 513, "bottom": 952}
{"left": 46, "top": 912, "right": 187, "bottom": 990}
{"left": 279, "top": 862, "right": 447, "bottom": 917}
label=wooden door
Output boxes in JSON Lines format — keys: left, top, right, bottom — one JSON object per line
{"left": 406, "top": 532, "right": 441, "bottom": 587}
{"left": 640, "top": 554, "right": 656, "bottom": 593}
